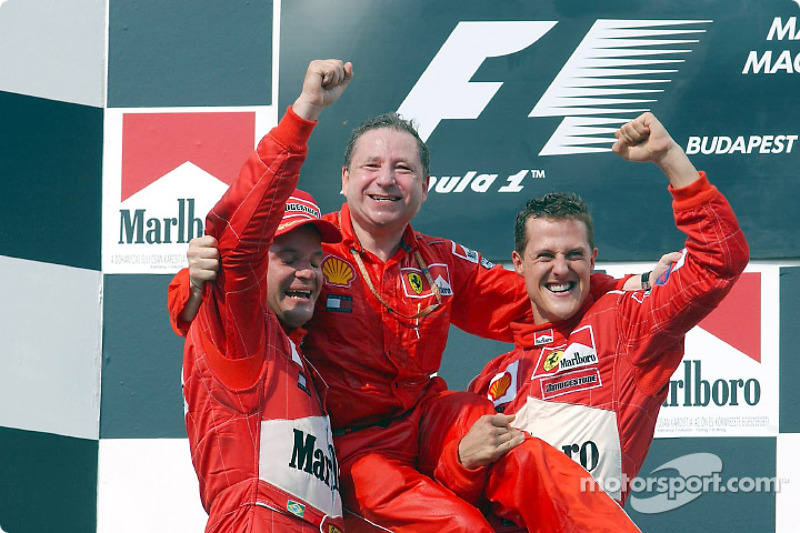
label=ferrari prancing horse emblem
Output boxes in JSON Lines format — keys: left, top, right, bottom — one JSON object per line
{"left": 407, "top": 272, "right": 423, "bottom": 295}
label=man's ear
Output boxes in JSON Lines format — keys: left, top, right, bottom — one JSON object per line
{"left": 512, "top": 250, "right": 524, "bottom": 276}
{"left": 341, "top": 166, "right": 349, "bottom": 195}
{"left": 421, "top": 174, "right": 430, "bottom": 202}
{"left": 591, "top": 248, "right": 598, "bottom": 271}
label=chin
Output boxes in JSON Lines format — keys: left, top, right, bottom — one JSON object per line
{"left": 282, "top": 309, "right": 314, "bottom": 329}
{"left": 540, "top": 302, "right": 581, "bottom": 323}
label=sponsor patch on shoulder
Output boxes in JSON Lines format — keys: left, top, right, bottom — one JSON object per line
{"left": 480, "top": 257, "right": 496, "bottom": 270}
{"left": 452, "top": 242, "right": 480, "bottom": 264}
{"left": 540, "top": 368, "right": 602, "bottom": 400}
{"left": 326, "top": 294, "right": 353, "bottom": 313}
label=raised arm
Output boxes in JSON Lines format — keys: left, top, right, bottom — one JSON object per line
{"left": 612, "top": 112, "right": 749, "bottom": 392}
{"left": 187, "top": 60, "right": 352, "bottom": 359}
{"left": 167, "top": 62, "right": 352, "bottom": 336}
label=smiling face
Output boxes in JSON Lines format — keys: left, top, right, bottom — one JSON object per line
{"left": 341, "top": 127, "right": 429, "bottom": 240}
{"left": 266, "top": 224, "right": 324, "bottom": 329}
{"left": 512, "top": 216, "right": 597, "bottom": 325}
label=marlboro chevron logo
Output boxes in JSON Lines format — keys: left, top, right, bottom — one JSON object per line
{"left": 651, "top": 269, "right": 777, "bottom": 439}
{"left": 532, "top": 324, "right": 598, "bottom": 378}
{"left": 103, "top": 110, "right": 261, "bottom": 273}
{"left": 695, "top": 272, "right": 761, "bottom": 364}
{"left": 120, "top": 112, "right": 255, "bottom": 202}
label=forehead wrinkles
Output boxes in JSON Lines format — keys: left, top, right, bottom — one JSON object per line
{"left": 353, "top": 129, "right": 421, "bottom": 165}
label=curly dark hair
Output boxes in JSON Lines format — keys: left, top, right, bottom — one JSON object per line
{"left": 343, "top": 112, "right": 430, "bottom": 176}
{"left": 514, "top": 192, "right": 594, "bottom": 253}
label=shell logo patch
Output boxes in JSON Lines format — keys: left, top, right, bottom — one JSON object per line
{"left": 408, "top": 272, "right": 424, "bottom": 294}
{"left": 486, "top": 360, "right": 519, "bottom": 407}
{"left": 322, "top": 256, "right": 356, "bottom": 287}
{"left": 489, "top": 372, "right": 513, "bottom": 401}
{"left": 543, "top": 350, "right": 563, "bottom": 372}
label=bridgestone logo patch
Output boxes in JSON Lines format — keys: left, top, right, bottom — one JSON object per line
{"left": 540, "top": 368, "right": 601, "bottom": 400}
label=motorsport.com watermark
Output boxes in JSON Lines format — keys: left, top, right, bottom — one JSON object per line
{"left": 580, "top": 453, "right": 788, "bottom": 514}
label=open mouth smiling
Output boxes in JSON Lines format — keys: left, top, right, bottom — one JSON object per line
{"left": 546, "top": 282, "right": 575, "bottom": 294}
{"left": 285, "top": 290, "right": 313, "bottom": 300}
{"left": 368, "top": 194, "right": 400, "bottom": 202}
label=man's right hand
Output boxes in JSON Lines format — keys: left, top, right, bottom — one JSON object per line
{"left": 458, "top": 413, "right": 525, "bottom": 469}
{"left": 292, "top": 59, "right": 354, "bottom": 121}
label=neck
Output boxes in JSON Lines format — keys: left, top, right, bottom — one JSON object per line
{"left": 351, "top": 219, "right": 405, "bottom": 262}
{"left": 531, "top": 305, "right": 550, "bottom": 326}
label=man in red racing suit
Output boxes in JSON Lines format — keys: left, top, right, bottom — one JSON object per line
{"left": 181, "top": 60, "right": 352, "bottom": 532}
{"left": 469, "top": 113, "right": 749, "bottom": 505}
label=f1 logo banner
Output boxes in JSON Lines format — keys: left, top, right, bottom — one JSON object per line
{"left": 281, "top": 0, "right": 797, "bottom": 262}
{"left": 398, "top": 19, "right": 711, "bottom": 156}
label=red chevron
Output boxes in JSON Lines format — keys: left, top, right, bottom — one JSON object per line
{"left": 121, "top": 112, "right": 256, "bottom": 201}
{"left": 697, "top": 272, "right": 761, "bottom": 363}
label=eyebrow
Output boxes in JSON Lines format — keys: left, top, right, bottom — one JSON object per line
{"left": 530, "top": 246, "right": 588, "bottom": 256}
{"left": 362, "top": 155, "right": 415, "bottom": 164}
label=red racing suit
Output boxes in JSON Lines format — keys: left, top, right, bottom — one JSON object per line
{"left": 182, "top": 108, "right": 343, "bottom": 532}
{"left": 469, "top": 173, "right": 749, "bottom": 504}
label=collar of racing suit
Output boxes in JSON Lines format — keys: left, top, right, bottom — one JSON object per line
{"left": 509, "top": 293, "right": 597, "bottom": 349}
{"left": 335, "top": 202, "right": 419, "bottom": 260}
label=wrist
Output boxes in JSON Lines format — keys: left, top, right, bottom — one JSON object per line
{"left": 291, "top": 96, "right": 324, "bottom": 122}
{"left": 641, "top": 271, "right": 652, "bottom": 291}
{"left": 189, "top": 276, "right": 204, "bottom": 295}
{"left": 457, "top": 440, "right": 476, "bottom": 469}
{"left": 655, "top": 144, "right": 700, "bottom": 188}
